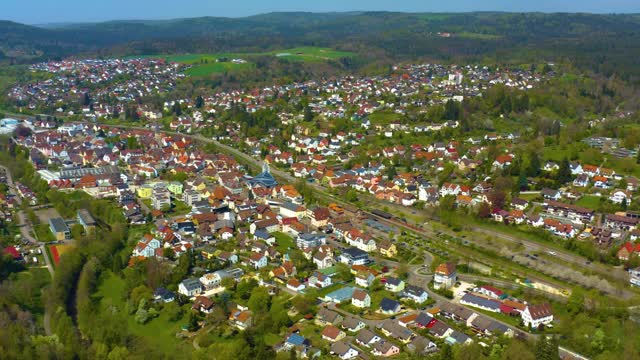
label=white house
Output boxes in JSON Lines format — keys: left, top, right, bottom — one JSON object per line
{"left": 521, "top": 303, "right": 554, "bottom": 328}
{"left": 178, "top": 278, "right": 203, "bottom": 297}
{"left": 352, "top": 289, "right": 371, "bottom": 308}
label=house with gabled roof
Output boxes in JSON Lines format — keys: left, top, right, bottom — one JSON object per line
{"left": 321, "top": 325, "right": 346, "bottom": 342}
{"left": 352, "top": 289, "right": 371, "bottom": 308}
{"left": 521, "top": 303, "right": 553, "bottom": 328}
{"left": 338, "top": 315, "right": 364, "bottom": 333}
{"left": 330, "top": 341, "right": 359, "bottom": 360}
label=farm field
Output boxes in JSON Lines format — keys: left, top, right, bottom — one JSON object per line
{"left": 127, "top": 47, "right": 354, "bottom": 77}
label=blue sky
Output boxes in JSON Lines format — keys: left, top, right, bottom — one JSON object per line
{"left": 5, "top": 0, "right": 640, "bottom": 24}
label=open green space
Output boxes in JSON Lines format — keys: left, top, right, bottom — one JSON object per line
{"left": 456, "top": 32, "right": 502, "bottom": 40}
{"left": 272, "top": 231, "right": 296, "bottom": 253}
{"left": 126, "top": 47, "right": 354, "bottom": 77}
{"left": 95, "top": 271, "right": 192, "bottom": 356}
{"left": 367, "top": 111, "right": 403, "bottom": 125}
{"left": 574, "top": 195, "right": 602, "bottom": 210}
{"left": 33, "top": 224, "right": 55, "bottom": 243}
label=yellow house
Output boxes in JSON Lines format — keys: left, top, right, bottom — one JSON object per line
{"left": 136, "top": 185, "right": 153, "bottom": 199}
{"left": 379, "top": 240, "right": 398, "bottom": 258}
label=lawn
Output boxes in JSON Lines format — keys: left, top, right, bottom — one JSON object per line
{"left": 172, "top": 199, "right": 192, "bottom": 216}
{"left": 273, "top": 231, "right": 296, "bottom": 253}
{"left": 368, "top": 111, "right": 402, "bottom": 125}
{"left": 263, "top": 333, "right": 282, "bottom": 347}
{"left": 33, "top": 224, "right": 55, "bottom": 242}
{"left": 96, "top": 271, "right": 192, "bottom": 357}
{"left": 575, "top": 195, "right": 602, "bottom": 210}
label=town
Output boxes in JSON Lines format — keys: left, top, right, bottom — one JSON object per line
{"left": 1, "top": 34, "right": 639, "bottom": 360}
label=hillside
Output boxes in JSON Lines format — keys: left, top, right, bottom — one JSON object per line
{"left": 0, "top": 12, "right": 639, "bottom": 78}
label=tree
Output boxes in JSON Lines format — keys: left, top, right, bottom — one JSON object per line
{"left": 173, "top": 102, "right": 182, "bottom": 116}
{"left": 303, "top": 105, "right": 313, "bottom": 122}
{"left": 107, "top": 347, "right": 130, "bottom": 360}
{"left": 248, "top": 287, "right": 271, "bottom": 315}
{"left": 187, "top": 311, "right": 200, "bottom": 332}
{"left": 439, "top": 343, "right": 453, "bottom": 360}
{"left": 567, "top": 287, "right": 585, "bottom": 314}
{"left": 70, "top": 224, "right": 84, "bottom": 241}
{"left": 478, "top": 202, "right": 492, "bottom": 218}
{"left": 165, "top": 301, "right": 184, "bottom": 322}
{"left": 195, "top": 95, "right": 204, "bottom": 109}
{"left": 501, "top": 339, "right": 535, "bottom": 360}
{"left": 162, "top": 247, "right": 176, "bottom": 261}
{"left": 527, "top": 152, "right": 541, "bottom": 177}
{"left": 221, "top": 277, "right": 236, "bottom": 290}
{"left": 488, "top": 190, "right": 507, "bottom": 210}
{"left": 556, "top": 157, "right": 572, "bottom": 184}
{"left": 534, "top": 336, "right": 558, "bottom": 360}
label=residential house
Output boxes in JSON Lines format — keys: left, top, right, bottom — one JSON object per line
{"left": 308, "top": 272, "right": 332, "bottom": 289}
{"left": 339, "top": 247, "right": 369, "bottom": 265}
{"left": 178, "top": 278, "right": 203, "bottom": 297}
{"left": 249, "top": 252, "right": 268, "bottom": 269}
{"left": 192, "top": 296, "right": 215, "bottom": 314}
{"left": 286, "top": 278, "right": 306, "bottom": 292}
{"left": 610, "top": 190, "right": 632, "bottom": 205}
{"left": 153, "top": 287, "right": 175, "bottom": 303}
{"left": 355, "top": 271, "right": 376, "bottom": 288}
{"left": 355, "top": 329, "right": 381, "bottom": 347}
{"left": 321, "top": 325, "right": 346, "bottom": 342}
{"left": 330, "top": 341, "right": 359, "bottom": 360}
{"left": 385, "top": 277, "right": 405, "bottom": 293}
{"left": 372, "top": 341, "right": 401, "bottom": 357}
{"left": 352, "top": 289, "right": 371, "bottom": 308}
{"left": 229, "top": 309, "right": 253, "bottom": 330}
{"left": 379, "top": 298, "right": 401, "bottom": 314}
{"left": 133, "top": 235, "right": 162, "bottom": 258}
{"left": 379, "top": 240, "right": 398, "bottom": 258}
{"left": 403, "top": 285, "right": 429, "bottom": 304}
{"left": 316, "top": 308, "right": 343, "bottom": 326}
{"left": 296, "top": 233, "right": 326, "bottom": 249}
{"left": 341, "top": 317, "right": 366, "bottom": 333}
{"left": 313, "top": 251, "right": 335, "bottom": 269}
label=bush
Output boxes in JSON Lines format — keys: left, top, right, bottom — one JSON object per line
{"left": 135, "top": 308, "right": 149, "bottom": 324}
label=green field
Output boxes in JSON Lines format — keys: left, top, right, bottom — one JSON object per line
{"left": 96, "top": 272, "right": 192, "bottom": 356}
{"left": 127, "top": 47, "right": 354, "bottom": 77}
{"left": 575, "top": 195, "right": 602, "bottom": 210}
{"left": 368, "top": 111, "right": 403, "bottom": 125}
{"left": 456, "top": 32, "right": 502, "bottom": 40}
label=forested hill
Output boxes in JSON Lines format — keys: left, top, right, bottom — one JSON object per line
{"left": 1, "top": 12, "right": 640, "bottom": 78}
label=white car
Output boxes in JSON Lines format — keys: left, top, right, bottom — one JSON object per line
{"left": 547, "top": 251, "right": 557, "bottom": 256}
